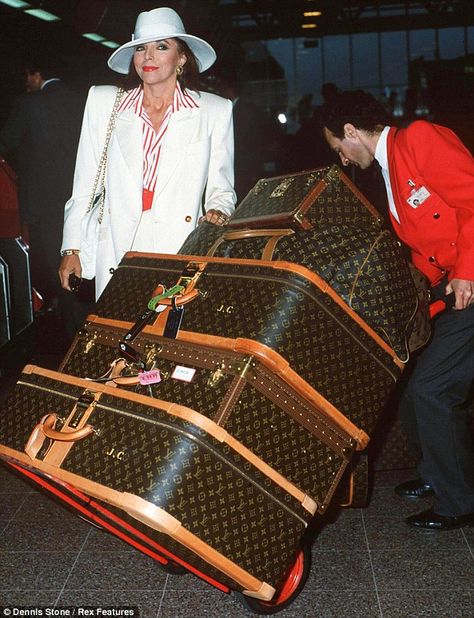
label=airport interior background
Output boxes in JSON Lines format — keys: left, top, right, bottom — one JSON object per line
{"left": 0, "top": 2, "right": 473, "bottom": 617}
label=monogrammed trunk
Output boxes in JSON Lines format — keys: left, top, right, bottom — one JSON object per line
{"left": 94, "top": 254, "right": 404, "bottom": 436}
{"left": 59, "top": 320, "right": 366, "bottom": 512}
{"left": 225, "top": 164, "right": 382, "bottom": 231}
{"left": 0, "top": 365, "right": 313, "bottom": 601}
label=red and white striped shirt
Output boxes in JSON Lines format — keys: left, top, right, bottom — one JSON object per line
{"left": 117, "top": 82, "right": 199, "bottom": 210}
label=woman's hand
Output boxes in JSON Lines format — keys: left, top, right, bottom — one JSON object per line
{"left": 199, "top": 209, "right": 230, "bottom": 226}
{"left": 59, "top": 254, "right": 82, "bottom": 291}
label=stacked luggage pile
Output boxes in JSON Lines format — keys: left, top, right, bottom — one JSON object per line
{"left": 0, "top": 165, "right": 430, "bottom": 613}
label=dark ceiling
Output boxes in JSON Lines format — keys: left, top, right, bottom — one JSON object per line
{"left": 1, "top": 1, "right": 473, "bottom": 93}
{"left": 2, "top": 1, "right": 474, "bottom": 50}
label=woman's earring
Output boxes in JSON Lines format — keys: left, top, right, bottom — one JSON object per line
{"left": 176, "top": 65, "right": 183, "bottom": 75}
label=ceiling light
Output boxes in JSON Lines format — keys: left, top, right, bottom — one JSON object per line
{"left": 303, "top": 11, "right": 322, "bottom": 17}
{"left": 24, "top": 8, "right": 60, "bottom": 21}
{"left": 0, "top": 0, "right": 31, "bottom": 8}
{"left": 82, "top": 33, "right": 106, "bottom": 42}
{"left": 101, "top": 41, "right": 121, "bottom": 49}
{"left": 302, "top": 24, "right": 317, "bottom": 29}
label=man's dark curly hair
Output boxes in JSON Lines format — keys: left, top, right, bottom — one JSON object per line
{"left": 321, "top": 90, "right": 391, "bottom": 139}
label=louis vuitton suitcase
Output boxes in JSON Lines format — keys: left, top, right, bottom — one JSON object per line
{"left": 0, "top": 364, "right": 315, "bottom": 605}
{"left": 59, "top": 318, "right": 367, "bottom": 508}
{"left": 2, "top": 460, "right": 312, "bottom": 612}
{"left": 225, "top": 165, "right": 382, "bottom": 231}
{"left": 93, "top": 253, "right": 404, "bottom": 436}
{"left": 179, "top": 223, "right": 427, "bottom": 361}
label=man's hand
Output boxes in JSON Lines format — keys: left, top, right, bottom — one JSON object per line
{"left": 445, "top": 278, "right": 474, "bottom": 310}
{"left": 59, "top": 254, "right": 82, "bottom": 291}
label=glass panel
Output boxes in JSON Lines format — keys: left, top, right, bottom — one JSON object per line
{"left": 352, "top": 32, "right": 379, "bottom": 88}
{"left": 322, "top": 35, "right": 351, "bottom": 92}
{"left": 409, "top": 29, "right": 436, "bottom": 61}
{"left": 294, "top": 38, "right": 323, "bottom": 106}
{"left": 438, "top": 27, "right": 465, "bottom": 59}
{"left": 381, "top": 31, "right": 408, "bottom": 88}
{"left": 469, "top": 27, "right": 474, "bottom": 54}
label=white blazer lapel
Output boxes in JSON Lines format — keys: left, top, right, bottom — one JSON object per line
{"left": 114, "top": 110, "right": 143, "bottom": 191}
{"left": 154, "top": 108, "right": 200, "bottom": 198}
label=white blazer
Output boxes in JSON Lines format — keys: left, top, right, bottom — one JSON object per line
{"left": 61, "top": 85, "right": 236, "bottom": 297}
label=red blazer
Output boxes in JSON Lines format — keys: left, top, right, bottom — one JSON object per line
{"left": 387, "top": 121, "right": 474, "bottom": 284}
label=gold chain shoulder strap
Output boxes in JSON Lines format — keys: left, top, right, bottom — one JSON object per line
{"left": 86, "top": 87, "right": 125, "bottom": 223}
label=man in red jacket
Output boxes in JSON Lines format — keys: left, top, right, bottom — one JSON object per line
{"left": 321, "top": 90, "right": 474, "bottom": 530}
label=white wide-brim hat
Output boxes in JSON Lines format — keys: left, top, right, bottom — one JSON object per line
{"left": 108, "top": 7, "right": 216, "bottom": 74}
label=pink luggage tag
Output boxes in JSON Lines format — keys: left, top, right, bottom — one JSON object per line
{"left": 138, "top": 369, "right": 162, "bottom": 385}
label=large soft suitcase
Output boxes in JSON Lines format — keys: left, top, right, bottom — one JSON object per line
{"left": 179, "top": 223, "right": 427, "bottom": 361}
{"left": 0, "top": 364, "right": 314, "bottom": 602}
{"left": 59, "top": 318, "right": 366, "bottom": 508}
{"left": 93, "top": 253, "right": 404, "bottom": 435}
{"left": 225, "top": 165, "right": 382, "bottom": 231}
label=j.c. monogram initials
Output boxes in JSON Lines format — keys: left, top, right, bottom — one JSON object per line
{"left": 105, "top": 447, "right": 127, "bottom": 460}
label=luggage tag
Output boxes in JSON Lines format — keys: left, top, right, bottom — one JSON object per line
{"left": 139, "top": 369, "right": 162, "bottom": 385}
{"left": 407, "top": 179, "right": 430, "bottom": 208}
{"left": 163, "top": 299, "right": 184, "bottom": 339}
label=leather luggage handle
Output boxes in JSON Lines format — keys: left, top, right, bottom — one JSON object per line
{"left": 41, "top": 414, "right": 95, "bottom": 441}
{"left": 25, "top": 414, "right": 95, "bottom": 460}
{"left": 148, "top": 284, "right": 200, "bottom": 309}
{"left": 206, "top": 228, "right": 294, "bottom": 259}
{"left": 222, "top": 228, "right": 295, "bottom": 241}
{"left": 122, "top": 284, "right": 200, "bottom": 346}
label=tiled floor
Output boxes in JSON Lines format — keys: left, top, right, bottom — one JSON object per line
{"left": 1, "top": 465, "right": 473, "bottom": 617}
{"left": 0, "top": 315, "right": 473, "bottom": 617}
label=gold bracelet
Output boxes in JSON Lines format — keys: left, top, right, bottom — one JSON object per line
{"left": 60, "top": 249, "right": 80, "bottom": 256}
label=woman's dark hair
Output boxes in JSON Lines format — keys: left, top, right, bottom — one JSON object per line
{"left": 321, "top": 90, "right": 390, "bottom": 138}
{"left": 121, "top": 37, "right": 201, "bottom": 92}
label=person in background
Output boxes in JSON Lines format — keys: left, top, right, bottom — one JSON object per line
{"left": 0, "top": 54, "right": 85, "bottom": 327}
{"left": 321, "top": 90, "right": 474, "bottom": 531}
{"left": 217, "top": 73, "right": 266, "bottom": 204}
{"left": 59, "top": 6, "right": 236, "bottom": 300}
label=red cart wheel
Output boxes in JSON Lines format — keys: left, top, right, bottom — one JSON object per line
{"left": 235, "top": 544, "right": 311, "bottom": 614}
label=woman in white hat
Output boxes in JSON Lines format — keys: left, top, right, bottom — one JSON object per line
{"left": 59, "top": 7, "right": 236, "bottom": 299}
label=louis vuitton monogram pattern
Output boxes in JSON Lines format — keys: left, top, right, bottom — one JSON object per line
{"left": 0, "top": 373, "right": 84, "bottom": 457}
{"left": 179, "top": 222, "right": 227, "bottom": 257}
{"left": 62, "top": 391, "right": 308, "bottom": 584}
{"left": 227, "top": 166, "right": 379, "bottom": 230}
{"left": 93, "top": 257, "right": 399, "bottom": 435}
{"left": 225, "top": 385, "right": 349, "bottom": 508}
{"left": 85, "top": 497, "right": 249, "bottom": 592}
{"left": 95, "top": 260, "right": 181, "bottom": 322}
{"left": 274, "top": 226, "right": 419, "bottom": 361}
{"left": 406, "top": 263, "right": 431, "bottom": 353}
{"left": 304, "top": 168, "right": 379, "bottom": 230}
{"left": 179, "top": 224, "right": 424, "bottom": 362}
{"left": 0, "top": 371, "right": 308, "bottom": 587}
{"left": 60, "top": 322, "right": 355, "bottom": 510}
{"left": 11, "top": 465, "right": 247, "bottom": 593}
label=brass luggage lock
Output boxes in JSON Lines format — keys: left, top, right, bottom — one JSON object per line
{"left": 207, "top": 362, "right": 226, "bottom": 388}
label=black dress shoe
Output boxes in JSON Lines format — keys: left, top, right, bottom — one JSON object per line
{"left": 406, "top": 508, "right": 474, "bottom": 531}
{"left": 395, "top": 478, "right": 434, "bottom": 499}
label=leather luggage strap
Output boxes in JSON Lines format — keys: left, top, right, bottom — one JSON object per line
{"left": 206, "top": 228, "right": 295, "bottom": 260}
